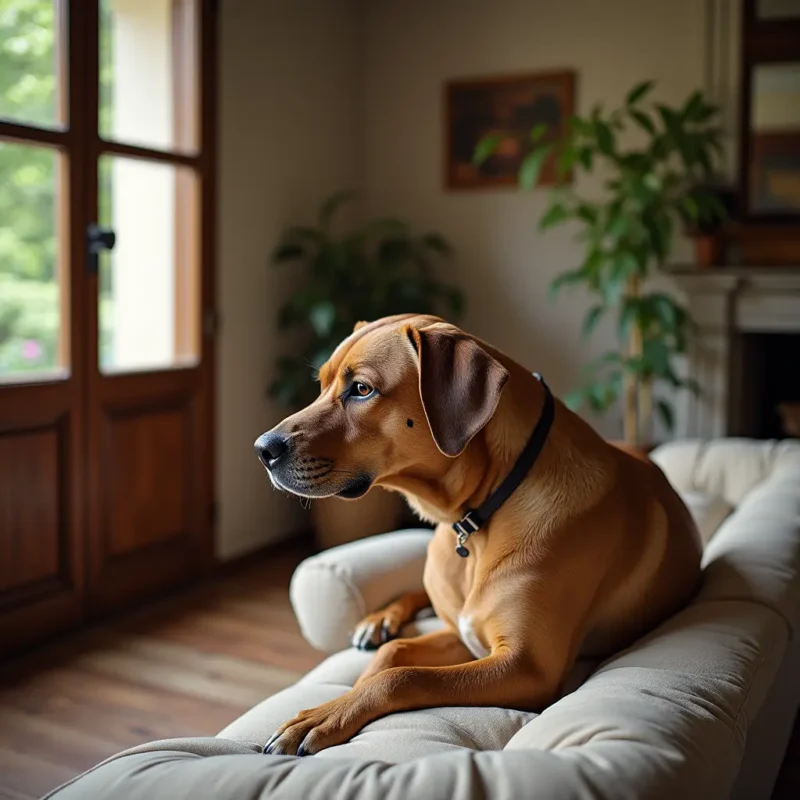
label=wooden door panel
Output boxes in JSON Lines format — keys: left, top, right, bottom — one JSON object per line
{"left": 105, "top": 407, "right": 188, "bottom": 556}
{"left": 0, "top": 427, "right": 62, "bottom": 592}
{"left": 0, "top": 403, "right": 84, "bottom": 658}
{"left": 87, "top": 386, "right": 212, "bottom": 616}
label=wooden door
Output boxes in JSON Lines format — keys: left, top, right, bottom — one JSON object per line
{"left": 83, "top": 0, "right": 217, "bottom": 615}
{"left": 0, "top": 0, "right": 217, "bottom": 655}
{"left": 0, "top": 0, "right": 88, "bottom": 656}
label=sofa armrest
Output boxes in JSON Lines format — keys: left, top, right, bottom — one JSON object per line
{"left": 289, "top": 528, "right": 433, "bottom": 653}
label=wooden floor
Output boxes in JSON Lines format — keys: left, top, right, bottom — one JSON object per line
{"left": 0, "top": 541, "right": 798, "bottom": 800}
{"left": 0, "top": 544, "right": 323, "bottom": 800}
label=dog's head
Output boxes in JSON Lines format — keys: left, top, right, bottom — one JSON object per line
{"left": 254, "top": 314, "right": 509, "bottom": 501}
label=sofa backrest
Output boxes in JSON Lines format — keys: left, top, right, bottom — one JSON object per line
{"left": 650, "top": 438, "right": 800, "bottom": 508}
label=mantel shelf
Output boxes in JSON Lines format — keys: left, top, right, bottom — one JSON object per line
{"left": 663, "top": 264, "right": 800, "bottom": 278}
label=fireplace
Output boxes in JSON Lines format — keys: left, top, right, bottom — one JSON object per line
{"left": 730, "top": 332, "right": 800, "bottom": 439}
{"left": 669, "top": 268, "right": 800, "bottom": 441}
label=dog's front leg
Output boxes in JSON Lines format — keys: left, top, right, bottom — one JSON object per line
{"left": 264, "top": 644, "right": 555, "bottom": 756}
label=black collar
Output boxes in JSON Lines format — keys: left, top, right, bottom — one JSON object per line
{"left": 452, "top": 373, "right": 554, "bottom": 557}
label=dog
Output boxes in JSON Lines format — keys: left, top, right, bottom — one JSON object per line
{"left": 255, "top": 314, "right": 703, "bottom": 756}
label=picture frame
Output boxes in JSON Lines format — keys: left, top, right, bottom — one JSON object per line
{"left": 443, "top": 69, "right": 576, "bottom": 191}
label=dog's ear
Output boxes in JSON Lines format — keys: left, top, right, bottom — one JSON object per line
{"left": 353, "top": 320, "right": 369, "bottom": 332}
{"left": 406, "top": 326, "right": 509, "bottom": 457}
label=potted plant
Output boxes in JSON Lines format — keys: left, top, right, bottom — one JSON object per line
{"left": 680, "top": 179, "right": 737, "bottom": 267}
{"left": 476, "top": 81, "right": 727, "bottom": 449}
{"left": 270, "top": 190, "right": 464, "bottom": 549}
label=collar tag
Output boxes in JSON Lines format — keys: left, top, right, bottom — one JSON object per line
{"left": 453, "top": 511, "right": 482, "bottom": 557}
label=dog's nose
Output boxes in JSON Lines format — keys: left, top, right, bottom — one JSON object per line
{"left": 254, "top": 431, "right": 290, "bottom": 470}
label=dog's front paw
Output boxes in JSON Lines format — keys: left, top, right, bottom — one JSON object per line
{"left": 264, "top": 698, "right": 360, "bottom": 756}
{"left": 351, "top": 608, "right": 403, "bottom": 650}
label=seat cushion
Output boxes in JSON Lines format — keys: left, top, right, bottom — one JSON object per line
{"left": 218, "top": 645, "right": 537, "bottom": 762}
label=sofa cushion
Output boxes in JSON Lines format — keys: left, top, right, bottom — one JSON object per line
{"left": 678, "top": 490, "right": 733, "bottom": 545}
{"left": 698, "top": 468, "right": 800, "bottom": 635}
{"left": 218, "top": 646, "right": 537, "bottom": 762}
{"left": 289, "top": 529, "right": 433, "bottom": 653}
{"left": 650, "top": 438, "right": 800, "bottom": 507}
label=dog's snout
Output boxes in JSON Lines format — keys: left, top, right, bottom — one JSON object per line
{"left": 254, "top": 431, "right": 290, "bottom": 470}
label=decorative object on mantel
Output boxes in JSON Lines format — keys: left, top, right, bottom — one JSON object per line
{"left": 680, "top": 181, "right": 738, "bottom": 268}
{"left": 444, "top": 70, "right": 575, "bottom": 190}
{"left": 477, "top": 81, "right": 726, "bottom": 449}
{"left": 269, "top": 190, "right": 464, "bottom": 549}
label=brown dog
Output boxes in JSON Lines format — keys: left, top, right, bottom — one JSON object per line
{"left": 255, "top": 314, "right": 702, "bottom": 756}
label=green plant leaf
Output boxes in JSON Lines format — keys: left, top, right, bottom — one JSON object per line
{"left": 626, "top": 80, "right": 655, "bottom": 106}
{"left": 519, "top": 144, "right": 554, "bottom": 189}
{"left": 564, "top": 388, "right": 586, "bottom": 411}
{"left": 557, "top": 145, "right": 578, "bottom": 178}
{"left": 594, "top": 121, "right": 615, "bottom": 156}
{"left": 421, "top": 232, "right": 453, "bottom": 256}
{"left": 578, "top": 147, "right": 594, "bottom": 170}
{"left": 549, "top": 267, "right": 585, "bottom": 300}
{"left": 539, "top": 202, "right": 570, "bottom": 230}
{"left": 582, "top": 352, "right": 623, "bottom": 375}
{"left": 630, "top": 109, "right": 656, "bottom": 135}
{"left": 576, "top": 204, "right": 598, "bottom": 224}
{"left": 309, "top": 302, "right": 336, "bottom": 337}
{"left": 378, "top": 237, "right": 414, "bottom": 268}
{"left": 643, "top": 338, "right": 670, "bottom": 377}
{"left": 649, "top": 293, "right": 682, "bottom": 330}
{"left": 272, "top": 243, "right": 306, "bottom": 264}
{"left": 530, "top": 122, "right": 548, "bottom": 143}
{"left": 607, "top": 210, "right": 629, "bottom": 241}
{"left": 655, "top": 398, "right": 674, "bottom": 431}
{"left": 610, "top": 251, "right": 638, "bottom": 282}
{"left": 582, "top": 304, "right": 604, "bottom": 337}
{"left": 318, "top": 190, "right": 357, "bottom": 227}
{"left": 656, "top": 104, "right": 679, "bottom": 135}
{"left": 618, "top": 296, "right": 639, "bottom": 340}
{"left": 680, "top": 194, "right": 699, "bottom": 222}
{"left": 473, "top": 133, "right": 504, "bottom": 166}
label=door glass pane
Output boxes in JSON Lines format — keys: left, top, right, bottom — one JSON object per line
{"left": 98, "top": 155, "right": 199, "bottom": 374}
{"left": 0, "top": 141, "right": 66, "bottom": 382}
{"left": 0, "top": 0, "right": 65, "bottom": 128}
{"left": 99, "top": 0, "right": 198, "bottom": 152}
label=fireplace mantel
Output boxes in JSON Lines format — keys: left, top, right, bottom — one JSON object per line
{"left": 664, "top": 266, "right": 800, "bottom": 439}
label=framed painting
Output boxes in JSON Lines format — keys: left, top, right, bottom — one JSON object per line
{"left": 444, "top": 69, "right": 576, "bottom": 191}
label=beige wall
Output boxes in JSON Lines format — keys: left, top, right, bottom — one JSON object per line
{"left": 361, "top": 0, "right": 706, "bottom": 436}
{"left": 216, "top": 0, "right": 724, "bottom": 558}
{"left": 216, "top": 0, "right": 361, "bottom": 559}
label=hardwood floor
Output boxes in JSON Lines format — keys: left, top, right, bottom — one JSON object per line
{"left": 0, "top": 540, "right": 798, "bottom": 799}
{"left": 0, "top": 543, "right": 322, "bottom": 800}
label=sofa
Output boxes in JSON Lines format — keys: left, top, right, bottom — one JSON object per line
{"left": 45, "top": 438, "right": 800, "bottom": 800}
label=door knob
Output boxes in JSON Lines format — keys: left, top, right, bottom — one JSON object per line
{"left": 86, "top": 224, "right": 116, "bottom": 274}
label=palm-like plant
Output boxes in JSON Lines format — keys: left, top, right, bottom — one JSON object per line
{"left": 477, "top": 81, "right": 727, "bottom": 445}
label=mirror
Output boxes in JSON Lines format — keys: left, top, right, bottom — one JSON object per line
{"left": 756, "top": 0, "right": 800, "bottom": 19}
{"left": 749, "top": 62, "right": 800, "bottom": 214}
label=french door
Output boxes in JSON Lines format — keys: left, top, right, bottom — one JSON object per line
{"left": 0, "top": 0, "right": 217, "bottom": 657}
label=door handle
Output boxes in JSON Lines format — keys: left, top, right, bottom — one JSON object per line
{"left": 86, "top": 224, "right": 116, "bottom": 274}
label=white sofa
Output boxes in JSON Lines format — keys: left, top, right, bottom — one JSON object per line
{"left": 46, "top": 439, "right": 800, "bottom": 800}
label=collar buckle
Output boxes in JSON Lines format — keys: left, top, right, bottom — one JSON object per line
{"left": 453, "top": 510, "right": 482, "bottom": 538}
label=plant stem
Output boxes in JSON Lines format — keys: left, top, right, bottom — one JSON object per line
{"left": 638, "top": 376, "right": 652, "bottom": 446}
{"left": 624, "top": 274, "right": 642, "bottom": 446}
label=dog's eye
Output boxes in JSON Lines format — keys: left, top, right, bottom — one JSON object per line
{"left": 353, "top": 382, "right": 373, "bottom": 398}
